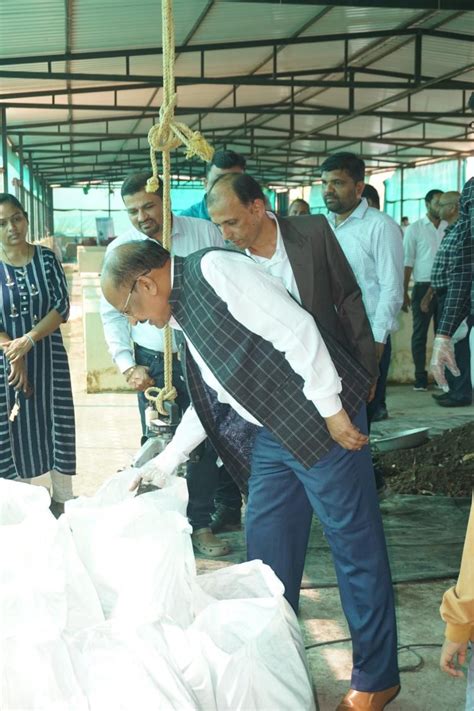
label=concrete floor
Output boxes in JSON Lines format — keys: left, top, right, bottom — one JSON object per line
{"left": 63, "top": 268, "right": 471, "bottom": 710}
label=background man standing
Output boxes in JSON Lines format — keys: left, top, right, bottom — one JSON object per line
{"left": 431, "top": 177, "right": 474, "bottom": 395}
{"left": 319, "top": 152, "right": 403, "bottom": 490}
{"left": 181, "top": 149, "right": 246, "bottom": 220}
{"left": 100, "top": 172, "right": 230, "bottom": 557}
{"left": 288, "top": 198, "right": 310, "bottom": 216}
{"left": 422, "top": 192, "right": 471, "bottom": 407}
{"left": 403, "top": 189, "right": 447, "bottom": 390}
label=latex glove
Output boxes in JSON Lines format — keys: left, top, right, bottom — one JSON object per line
{"left": 129, "top": 447, "right": 181, "bottom": 492}
{"left": 430, "top": 335, "right": 460, "bottom": 391}
{"left": 439, "top": 638, "right": 467, "bottom": 678}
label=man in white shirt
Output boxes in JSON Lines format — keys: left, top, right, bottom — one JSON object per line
{"left": 100, "top": 172, "right": 229, "bottom": 557}
{"left": 319, "top": 152, "right": 404, "bottom": 489}
{"left": 403, "top": 189, "right": 447, "bottom": 390}
{"left": 100, "top": 239, "right": 400, "bottom": 709}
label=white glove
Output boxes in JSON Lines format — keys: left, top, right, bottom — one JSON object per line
{"left": 430, "top": 335, "right": 461, "bottom": 392}
{"left": 129, "top": 447, "right": 182, "bottom": 492}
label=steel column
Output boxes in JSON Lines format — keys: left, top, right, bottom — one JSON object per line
{"left": 1, "top": 107, "right": 8, "bottom": 192}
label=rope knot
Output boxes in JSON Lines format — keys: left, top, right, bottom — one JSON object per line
{"left": 146, "top": 175, "right": 160, "bottom": 193}
{"left": 144, "top": 384, "right": 178, "bottom": 417}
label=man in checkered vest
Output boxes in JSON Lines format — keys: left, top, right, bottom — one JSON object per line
{"left": 101, "top": 239, "right": 400, "bottom": 708}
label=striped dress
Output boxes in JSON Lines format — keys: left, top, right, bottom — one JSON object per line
{"left": 0, "top": 246, "right": 76, "bottom": 478}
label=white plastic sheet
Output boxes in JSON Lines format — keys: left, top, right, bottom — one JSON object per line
{"left": 0, "top": 473, "right": 316, "bottom": 711}
{"left": 0, "top": 637, "right": 88, "bottom": 711}
{"left": 191, "top": 562, "right": 316, "bottom": 711}
{"left": 67, "top": 620, "right": 199, "bottom": 711}
{"left": 65, "top": 470, "right": 196, "bottom": 627}
{"left": 0, "top": 479, "right": 103, "bottom": 643}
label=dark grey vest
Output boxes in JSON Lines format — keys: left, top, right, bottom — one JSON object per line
{"left": 170, "top": 249, "right": 372, "bottom": 491}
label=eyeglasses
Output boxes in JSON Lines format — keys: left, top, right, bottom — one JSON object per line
{"left": 120, "top": 269, "right": 150, "bottom": 315}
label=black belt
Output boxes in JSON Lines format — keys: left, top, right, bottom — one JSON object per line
{"left": 134, "top": 343, "right": 178, "bottom": 359}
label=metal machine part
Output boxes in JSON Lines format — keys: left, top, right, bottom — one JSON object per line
{"left": 131, "top": 400, "right": 198, "bottom": 474}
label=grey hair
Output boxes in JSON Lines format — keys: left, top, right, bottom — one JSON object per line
{"left": 101, "top": 239, "right": 170, "bottom": 290}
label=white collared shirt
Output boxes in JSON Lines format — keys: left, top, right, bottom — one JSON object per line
{"left": 403, "top": 215, "right": 447, "bottom": 283}
{"left": 248, "top": 212, "right": 301, "bottom": 302}
{"left": 100, "top": 215, "right": 224, "bottom": 372}
{"left": 326, "top": 198, "right": 404, "bottom": 344}
{"left": 162, "top": 250, "right": 344, "bottom": 466}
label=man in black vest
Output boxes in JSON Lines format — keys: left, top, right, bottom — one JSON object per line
{"left": 101, "top": 240, "right": 400, "bottom": 709}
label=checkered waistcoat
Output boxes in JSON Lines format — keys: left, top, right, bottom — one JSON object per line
{"left": 170, "top": 249, "right": 373, "bottom": 493}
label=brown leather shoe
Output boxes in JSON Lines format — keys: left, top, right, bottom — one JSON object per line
{"left": 337, "top": 684, "right": 400, "bottom": 710}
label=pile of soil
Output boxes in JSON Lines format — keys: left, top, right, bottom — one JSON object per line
{"left": 376, "top": 421, "right": 474, "bottom": 497}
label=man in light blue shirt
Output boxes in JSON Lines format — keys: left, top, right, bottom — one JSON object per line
{"left": 181, "top": 149, "right": 246, "bottom": 220}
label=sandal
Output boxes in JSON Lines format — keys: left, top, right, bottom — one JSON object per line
{"left": 192, "top": 527, "right": 231, "bottom": 557}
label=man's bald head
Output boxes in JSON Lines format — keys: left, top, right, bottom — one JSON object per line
{"left": 207, "top": 173, "right": 265, "bottom": 210}
{"left": 101, "top": 240, "right": 171, "bottom": 326}
{"left": 101, "top": 240, "right": 169, "bottom": 291}
{"left": 438, "top": 191, "right": 461, "bottom": 225}
{"left": 206, "top": 173, "right": 269, "bottom": 250}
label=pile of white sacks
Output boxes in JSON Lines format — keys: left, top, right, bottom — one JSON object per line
{"left": 0, "top": 470, "right": 316, "bottom": 710}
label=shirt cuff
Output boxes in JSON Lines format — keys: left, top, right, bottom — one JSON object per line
{"left": 154, "top": 444, "right": 188, "bottom": 474}
{"left": 313, "top": 394, "right": 343, "bottom": 418}
{"left": 115, "top": 351, "right": 136, "bottom": 374}
{"left": 445, "top": 622, "right": 474, "bottom": 644}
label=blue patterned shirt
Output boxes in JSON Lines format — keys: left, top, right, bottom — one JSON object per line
{"left": 437, "top": 178, "right": 474, "bottom": 337}
{"left": 430, "top": 224, "right": 457, "bottom": 290}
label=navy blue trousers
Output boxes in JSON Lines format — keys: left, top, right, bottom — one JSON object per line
{"left": 246, "top": 407, "right": 399, "bottom": 692}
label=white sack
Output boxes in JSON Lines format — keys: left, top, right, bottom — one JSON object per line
{"left": 0, "top": 636, "right": 88, "bottom": 711}
{"left": 0, "top": 480, "right": 103, "bottom": 643}
{"left": 65, "top": 471, "right": 196, "bottom": 626}
{"left": 67, "top": 620, "right": 199, "bottom": 711}
{"left": 190, "top": 561, "right": 316, "bottom": 711}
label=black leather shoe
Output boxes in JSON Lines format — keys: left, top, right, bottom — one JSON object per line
{"left": 432, "top": 392, "right": 449, "bottom": 401}
{"left": 436, "top": 396, "right": 472, "bottom": 408}
{"left": 210, "top": 504, "right": 242, "bottom": 533}
{"left": 371, "top": 406, "right": 388, "bottom": 422}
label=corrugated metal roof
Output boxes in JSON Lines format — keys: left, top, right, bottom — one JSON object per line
{"left": 0, "top": 0, "right": 472, "bottom": 187}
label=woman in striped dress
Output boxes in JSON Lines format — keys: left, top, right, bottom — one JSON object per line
{"left": 0, "top": 193, "right": 75, "bottom": 507}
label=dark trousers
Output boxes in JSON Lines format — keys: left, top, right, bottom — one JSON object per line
{"left": 367, "top": 336, "right": 392, "bottom": 421}
{"left": 367, "top": 337, "right": 392, "bottom": 489}
{"left": 134, "top": 344, "right": 219, "bottom": 529}
{"left": 437, "top": 293, "right": 472, "bottom": 402}
{"left": 246, "top": 406, "right": 399, "bottom": 692}
{"left": 411, "top": 282, "right": 438, "bottom": 387}
{"left": 214, "top": 465, "right": 243, "bottom": 510}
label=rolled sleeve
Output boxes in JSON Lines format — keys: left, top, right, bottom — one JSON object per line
{"left": 100, "top": 294, "right": 135, "bottom": 373}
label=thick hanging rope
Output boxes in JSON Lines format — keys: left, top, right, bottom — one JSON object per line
{"left": 144, "top": 0, "right": 214, "bottom": 417}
